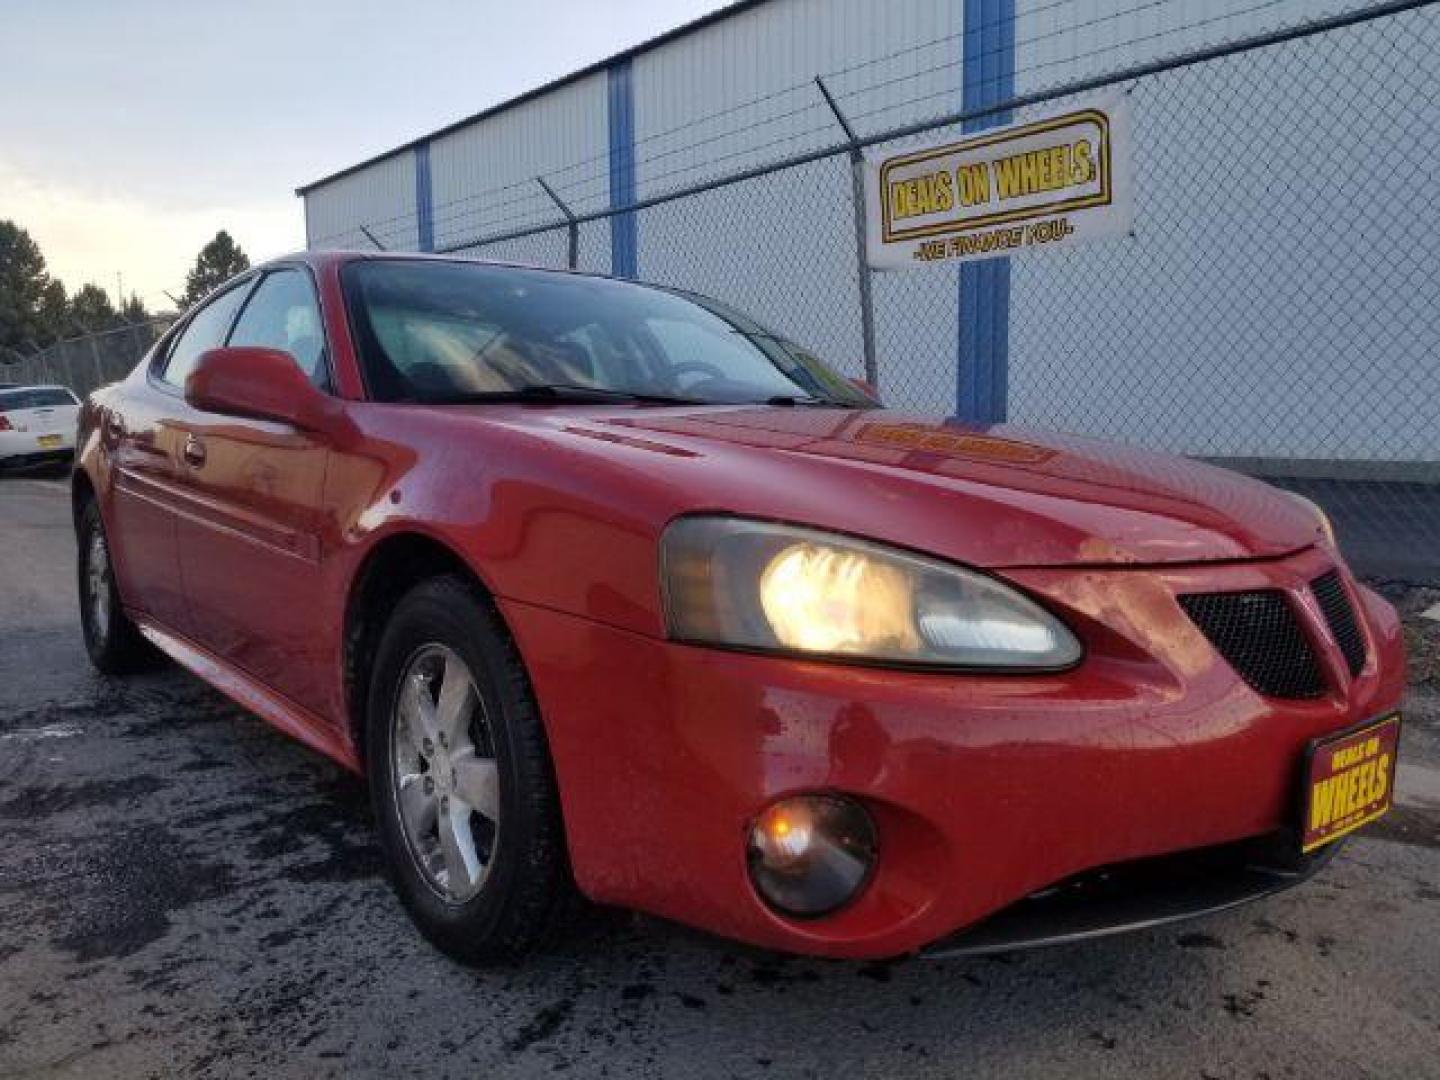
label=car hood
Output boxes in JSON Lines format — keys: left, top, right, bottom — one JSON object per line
{"left": 508, "top": 405, "right": 1323, "bottom": 568}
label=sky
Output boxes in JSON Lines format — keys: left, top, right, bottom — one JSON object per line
{"left": 2, "top": 0, "right": 730, "bottom": 312}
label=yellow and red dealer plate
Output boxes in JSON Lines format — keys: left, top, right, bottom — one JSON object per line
{"left": 1301, "top": 714, "right": 1400, "bottom": 853}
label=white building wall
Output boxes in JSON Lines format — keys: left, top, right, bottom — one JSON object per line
{"left": 630, "top": 0, "right": 966, "bottom": 403}
{"left": 297, "top": 0, "right": 1435, "bottom": 462}
{"left": 430, "top": 72, "right": 611, "bottom": 267}
{"left": 304, "top": 150, "right": 417, "bottom": 251}
{"left": 1007, "top": 0, "right": 1439, "bottom": 461}
{"left": 1011, "top": 0, "right": 1365, "bottom": 91}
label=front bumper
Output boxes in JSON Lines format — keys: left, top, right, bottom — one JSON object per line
{"left": 0, "top": 446, "right": 74, "bottom": 470}
{"left": 502, "top": 545, "right": 1404, "bottom": 959}
{"left": 923, "top": 830, "right": 1339, "bottom": 957}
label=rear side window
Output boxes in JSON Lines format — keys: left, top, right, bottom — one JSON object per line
{"left": 227, "top": 268, "right": 329, "bottom": 389}
{"left": 160, "top": 281, "right": 252, "bottom": 387}
{"left": 0, "top": 388, "right": 78, "bottom": 410}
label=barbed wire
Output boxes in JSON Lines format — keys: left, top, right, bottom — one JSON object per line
{"left": 835, "top": 0, "right": 1304, "bottom": 124}
{"left": 309, "top": 0, "right": 1357, "bottom": 249}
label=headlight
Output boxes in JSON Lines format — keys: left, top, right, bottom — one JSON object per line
{"left": 660, "top": 517, "right": 1081, "bottom": 669}
{"left": 1283, "top": 491, "right": 1337, "bottom": 546}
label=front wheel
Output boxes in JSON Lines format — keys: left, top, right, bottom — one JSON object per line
{"left": 77, "top": 498, "right": 152, "bottom": 675}
{"left": 366, "top": 575, "right": 575, "bottom": 964}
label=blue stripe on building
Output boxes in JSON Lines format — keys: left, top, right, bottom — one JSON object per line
{"left": 956, "top": 0, "right": 1016, "bottom": 424}
{"left": 608, "top": 60, "right": 638, "bottom": 278}
{"left": 415, "top": 142, "right": 435, "bottom": 252}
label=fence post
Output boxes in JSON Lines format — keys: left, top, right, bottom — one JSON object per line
{"left": 89, "top": 334, "right": 107, "bottom": 398}
{"left": 130, "top": 323, "right": 146, "bottom": 374}
{"left": 815, "top": 76, "right": 879, "bottom": 389}
{"left": 536, "top": 177, "right": 580, "bottom": 270}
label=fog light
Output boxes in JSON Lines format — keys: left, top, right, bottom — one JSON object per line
{"left": 747, "top": 795, "right": 877, "bottom": 917}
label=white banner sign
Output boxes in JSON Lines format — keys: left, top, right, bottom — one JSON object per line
{"left": 864, "top": 93, "right": 1132, "bottom": 270}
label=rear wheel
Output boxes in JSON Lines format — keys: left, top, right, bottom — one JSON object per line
{"left": 366, "top": 575, "right": 575, "bottom": 964}
{"left": 77, "top": 498, "right": 152, "bottom": 675}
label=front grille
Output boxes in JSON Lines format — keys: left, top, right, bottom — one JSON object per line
{"left": 1312, "top": 570, "right": 1366, "bottom": 677}
{"left": 1179, "top": 590, "right": 1326, "bottom": 699}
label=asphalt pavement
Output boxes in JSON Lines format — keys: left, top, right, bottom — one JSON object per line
{"left": 1, "top": 474, "right": 1437, "bottom": 1079}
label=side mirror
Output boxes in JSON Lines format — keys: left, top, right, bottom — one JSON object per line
{"left": 185, "top": 347, "right": 334, "bottom": 431}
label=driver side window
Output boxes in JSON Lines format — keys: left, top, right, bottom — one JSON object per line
{"left": 227, "top": 268, "right": 330, "bottom": 390}
{"left": 159, "top": 281, "right": 252, "bottom": 387}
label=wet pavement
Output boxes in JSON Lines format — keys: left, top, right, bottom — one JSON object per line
{"left": 1, "top": 474, "right": 1437, "bottom": 1079}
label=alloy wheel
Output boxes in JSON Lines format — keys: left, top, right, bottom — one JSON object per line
{"left": 86, "top": 529, "right": 111, "bottom": 634}
{"left": 390, "top": 644, "right": 500, "bottom": 903}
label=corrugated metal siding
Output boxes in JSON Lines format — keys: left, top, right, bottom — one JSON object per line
{"left": 630, "top": 0, "right": 966, "bottom": 408}
{"left": 430, "top": 72, "right": 610, "bottom": 260}
{"left": 1006, "top": 0, "right": 1438, "bottom": 460}
{"left": 632, "top": 0, "right": 963, "bottom": 192}
{"left": 1011, "top": 0, "right": 1367, "bottom": 94}
{"left": 295, "top": 0, "right": 1430, "bottom": 459}
{"left": 304, "top": 151, "right": 418, "bottom": 251}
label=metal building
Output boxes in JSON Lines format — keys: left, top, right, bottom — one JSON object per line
{"left": 297, "top": 0, "right": 1439, "bottom": 471}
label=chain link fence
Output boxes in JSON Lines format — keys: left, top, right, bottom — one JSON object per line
{"left": 2, "top": 318, "right": 172, "bottom": 402}
{"left": 431, "top": 0, "right": 1440, "bottom": 583}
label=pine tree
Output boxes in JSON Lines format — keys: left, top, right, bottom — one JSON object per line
{"left": 180, "top": 230, "right": 250, "bottom": 308}
{"left": 69, "top": 284, "right": 118, "bottom": 334}
{"left": 38, "top": 279, "right": 74, "bottom": 341}
{"left": 119, "top": 294, "right": 150, "bottom": 324}
{"left": 0, "top": 220, "right": 55, "bottom": 354}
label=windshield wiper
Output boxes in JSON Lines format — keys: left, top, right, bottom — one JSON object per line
{"left": 765, "top": 394, "right": 863, "bottom": 409}
{"left": 445, "top": 383, "right": 705, "bottom": 406}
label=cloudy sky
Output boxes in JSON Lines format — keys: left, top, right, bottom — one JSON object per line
{"left": 3, "top": 0, "right": 728, "bottom": 311}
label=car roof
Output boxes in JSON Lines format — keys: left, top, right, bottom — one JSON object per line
{"left": 256, "top": 249, "right": 600, "bottom": 281}
{"left": 176, "top": 249, "right": 575, "bottom": 318}
{"left": 178, "top": 249, "right": 615, "bottom": 324}
{"left": 193, "top": 250, "right": 692, "bottom": 322}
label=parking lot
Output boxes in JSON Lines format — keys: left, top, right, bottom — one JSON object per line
{"left": 1, "top": 473, "right": 1438, "bottom": 1080}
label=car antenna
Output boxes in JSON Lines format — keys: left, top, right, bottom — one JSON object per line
{"left": 360, "top": 226, "right": 387, "bottom": 251}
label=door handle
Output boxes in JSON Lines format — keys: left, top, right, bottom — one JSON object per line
{"left": 183, "top": 434, "right": 207, "bottom": 469}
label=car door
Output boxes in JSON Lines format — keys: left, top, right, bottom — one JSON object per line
{"left": 105, "top": 278, "right": 256, "bottom": 634}
{"left": 168, "top": 266, "right": 335, "bottom": 715}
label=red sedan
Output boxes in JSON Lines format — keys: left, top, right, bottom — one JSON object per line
{"left": 73, "top": 251, "right": 1404, "bottom": 964}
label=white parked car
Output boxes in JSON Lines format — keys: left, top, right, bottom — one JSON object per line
{"left": 0, "top": 385, "right": 81, "bottom": 470}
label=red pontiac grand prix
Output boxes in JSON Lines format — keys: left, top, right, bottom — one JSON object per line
{"left": 73, "top": 251, "right": 1404, "bottom": 964}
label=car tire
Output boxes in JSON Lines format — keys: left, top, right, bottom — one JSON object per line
{"left": 366, "top": 574, "right": 576, "bottom": 965}
{"left": 77, "top": 497, "right": 153, "bottom": 675}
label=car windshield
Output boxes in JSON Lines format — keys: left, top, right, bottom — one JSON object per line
{"left": 342, "top": 259, "right": 873, "bottom": 408}
{"left": 0, "top": 387, "right": 77, "bottom": 410}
